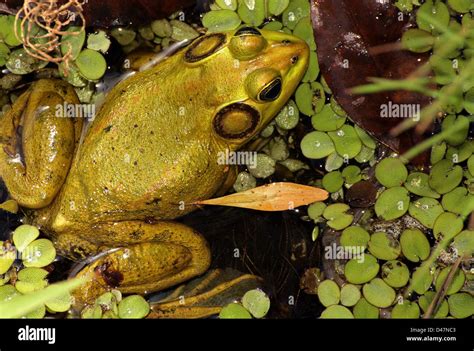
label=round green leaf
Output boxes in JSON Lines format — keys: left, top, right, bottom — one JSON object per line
{"left": 375, "top": 158, "right": 408, "bottom": 188}
{"left": 118, "top": 295, "right": 150, "bottom": 319}
{"left": 344, "top": 254, "right": 380, "bottom": 285}
{"left": 391, "top": 301, "right": 420, "bottom": 319}
{"left": 340, "top": 284, "right": 361, "bottom": 307}
{"left": 408, "top": 197, "right": 444, "bottom": 229}
{"left": 22, "top": 239, "right": 56, "bottom": 268}
{"left": 317, "top": 280, "right": 340, "bottom": 307}
{"left": 219, "top": 303, "right": 252, "bottom": 319}
{"left": 353, "top": 298, "right": 379, "bottom": 319}
{"left": 368, "top": 232, "right": 401, "bottom": 261}
{"left": 400, "top": 229, "right": 430, "bottom": 263}
{"left": 363, "top": 278, "right": 396, "bottom": 308}
{"left": 76, "top": 49, "right": 107, "bottom": 81}
{"left": 300, "top": 131, "right": 335, "bottom": 159}
{"left": 374, "top": 187, "right": 410, "bottom": 220}
{"left": 381, "top": 260, "right": 410, "bottom": 288}
{"left": 241, "top": 289, "right": 270, "bottom": 318}
{"left": 320, "top": 305, "right": 354, "bottom": 319}
{"left": 429, "top": 159, "right": 463, "bottom": 194}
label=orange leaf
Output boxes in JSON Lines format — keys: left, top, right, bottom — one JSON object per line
{"left": 193, "top": 182, "right": 328, "bottom": 212}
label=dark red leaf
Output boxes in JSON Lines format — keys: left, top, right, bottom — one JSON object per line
{"left": 310, "top": 0, "right": 432, "bottom": 166}
{"left": 1, "top": 0, "right": 197, "bottom": 27}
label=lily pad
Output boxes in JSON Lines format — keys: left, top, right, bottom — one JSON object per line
{"left": 322, "top": 171, "right": 344, "bottom": 193}
{"left": 452, "top": 230, "right": 474, "bottom": 257}
{"left": 300, "top": 131, "right": 335, "bottom": 159}
{"left": 307, "top": 202, "right": 327, "bottom": 221}
{"left": 202, "top": 10, "right": 241, "bottom": 32}
{"left": 76, "top": 49, "right": 107, "bottom": 81}
{"left": 368, "top": 232, "right": 401, "bottom": 261}
{"left": 275, "top": 100, "right": 299, "bottom": 130}
{"left": 428, "top": 159, "right": 463, "bottom": 194}
{"left": 325, "top": 152, "right": 344, "bottom": 171}
{"left": 6, "top": 48, "right": 48, "bottom": 75}
{"left": 411, "top": 267, "right": 434, "bottom": 295}
{"left": 342, "top": 165, "right": 362, "bottom": 185}
{"left": 442, "top": 115, "right": 469, "bottom": 146}
{"left": 441, "top": 187, "right": 474, "bottom": 215}
{"left": 237, "top": 0, "right": 265, "bottom": 26}
{"left": 435, "top": 266, "right": 465, "bottom": 295}
{"left": 12, "top": 225, "right": 40, "bottom": 253}
{"left": 340, "top": 284, "right": 361, "bottom": 307}
{"left": 363, "top": 278, "right": 396, "bottom": 308}
{"left": 400, "top": 229, "right": 430, "bottom": 263}
{"left": 328, "top": 125, "right": 362, "bottom": 159}
{"left": 344, "top": 254, "right": 379, "bottom": 285}
{"left": 374, "top": 187, "right": 410, "bottom": 220}
{"left": 433, "top": 212, "right": 463, "bottom": 241}
{"left": 118, "top": 295, "right": 150, "bottom": 319}
{"left": 268, "top": 0, "right": 290, "bottom": 15}
{"left": 61, "top": 26, "right": 86, "bottom": 60}
{"left": 323, "top": 203, "right": 353, "bottom": 230}
{"left": 295, "top": 82, "right": 326, "bottom": 115}
{"left": 431, "top": 142, "right": 447, "bottom": 165}
{"left": 391, "top": 301, "right": 420, "bottom": 319}
{"left": 404, "top": 172, "right": 440, "bottom": 198}
{"left": 219, "top": 303, "right": 252, "bottom": 319}
{"left": 447, "top": 293, "right": 474, "bottom": 318}
{"left": 0, "top": 242, "right": 15, "bottom": 275}
{"left": 408, "top": 197, "right": 444, "bottom": 229}
{"left": 353, "top": 298, "right": 379, "bottom": 319}
{"left": 282, "top": 0, "right": 310, "bottom": 30}
{"left": 242, "top": 289, "right": 270, "bottom": 318}
{"left": 22, "top": 239, "right": 56, "bottom": 268}
{"left": 311, "top": 104, "right": 346, "bottom": 131}
{"left": 375, "top": 158, "right": 408, "bottom": 188}
{"left": 340, "top": 226, "right": 370, "bottom": 250}
{"left": 418, "top": 291, "right": 449, "bottom": 318}
{"left": 293, "top": 17, "right": 316, "bottom": 50}
{"left": 381, "top": 260, "right": 410, "bottom": 288}
{"left": 320, "top": 305, "right": 354, "bottom": 319}
{"left": 317, "top": 280, "right": 340, "bottom": 307}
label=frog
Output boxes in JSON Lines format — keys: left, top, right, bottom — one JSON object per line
{"left": 0, "top": 27, "right": 309, "bottom": 312}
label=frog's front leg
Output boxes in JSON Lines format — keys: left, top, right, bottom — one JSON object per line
{"left": 0, "top": 79, "right": 83, "bottom": 208}
{"left": 71, "top": 220, "right": 211, "bottom": 307}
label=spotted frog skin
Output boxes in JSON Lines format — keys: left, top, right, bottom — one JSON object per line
{"left": 0, "top": 27, "right": 309, "bottom": 309}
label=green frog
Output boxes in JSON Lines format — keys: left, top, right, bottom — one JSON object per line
{"left": 0, "top": 27, "right": 309, "bottom": 312}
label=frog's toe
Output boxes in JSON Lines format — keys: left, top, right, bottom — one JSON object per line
{"left": 147, "top": 268, "right": 263, "bottom": 319}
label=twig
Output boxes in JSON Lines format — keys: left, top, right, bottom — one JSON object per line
{"left": 423, "top": 255, "right": 463, "bottom": 319}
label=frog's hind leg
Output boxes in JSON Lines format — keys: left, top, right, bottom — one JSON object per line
{"left": 71, "top": 220, "right": 211, "bottom": 307}
{"left": 0, "top": 79, "right": 83, "bottom": 208}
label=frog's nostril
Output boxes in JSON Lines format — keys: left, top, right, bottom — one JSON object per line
{"left": 291, "top": 55, "right": 299, "bottom": 65}
{"left": 282, "top": 39, "right": 291, "bottom": 45}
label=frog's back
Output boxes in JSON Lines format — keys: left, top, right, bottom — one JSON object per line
{"left": 44, "top": 54, "right": 229, "bottom": 231}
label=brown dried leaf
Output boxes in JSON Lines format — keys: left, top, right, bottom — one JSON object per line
{"left": 194, "top": 182, "right": 328, "bottom": 211}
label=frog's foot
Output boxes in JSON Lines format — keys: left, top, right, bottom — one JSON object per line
{"left": 70, "top": 221, "right": 211, "bottom": 308}
{"left": 148, "top": 268, "right": 262, "bottom": 319}
{"left": 0, "top": 79, "right": 83, "bottom": 208}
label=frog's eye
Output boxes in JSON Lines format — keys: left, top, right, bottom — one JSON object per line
{"left": 213, "top": 103, "right": 260, "bottom": 139}
{"left": 245, "top": 68, "right": 282, "bottom": 103}
{"left": 259, "top": 78, "right": 282, "bottom": 101}
{"left": 184, "top": 33, "right": 226, "bottom": 63}
{"left": 229, "top": 27, "right": 267, "bottom": 61}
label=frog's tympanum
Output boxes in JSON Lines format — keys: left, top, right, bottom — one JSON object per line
{"left": 0, "top": 28, "right": 309, "bottom": 314}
